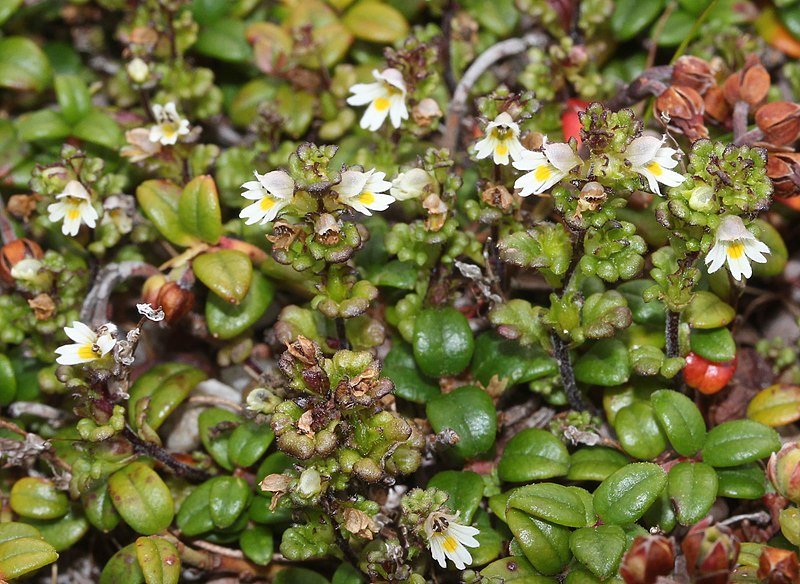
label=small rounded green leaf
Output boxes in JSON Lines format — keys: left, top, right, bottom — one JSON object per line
{"left": 614, "top": 402, "right": 668, "bottom": 460}
{"left": 574, "top": 340, "right": 631, "bottom": 386}
{"left": 108, "top": 462, "right": 175, "bottom": 535}
{"left": 193, "top": 250, "right": 253, "bottom": 304}
{"left": 618, "top": 279, "right": 666, "bottom": 325}
{"left": 567, "top": 447, "right": 630, "bottom": 482}
{"left": 667, "top": 462, "right": 718, "bottom": 525}
{"left": 206, "top": 272, "right": 275, "bottom": 340}
{"left": 135, "top": 536, "right": 180, "bottom": 584}
{"left": 0, "top": 37, "right": 52, "bottom": 92}
{"left": 642, "top": 488, "right": 677, "bottom": 534}
{"left": 178, "top": 175, "right": 222, "bottom": 244}
{"left": 229, "top": 419, "right": 275, "bottom": 468}
{"left": 209, "top": 476, "right": 252, "bottom": 529}
{"left": 499, "top": 428, "right": 570, "bottom": 483}
{"left": 747, "top": 384, "right": 800, "bottom": 427}
{"left": 342, "top": 1, "right": 409, "bottom": 43}
{"left": 10, "top": 477, "right": 69, "bottom": 520}
{"left": 611, "top": 0, "right": 665, "bottom": 40}
{"left": 199, "top": 407, "right": 240, "bottom": 471}
{"left": 82, "top": 482, "right": 120, "bottom": 532}
{"left": 136, "top": 180, "right": 199, "bottom": 247}
{"left": 54, "top": 74, "right": 90, "bottom": 125}
{"left": 507, "top": 509, "right": 572, "bottom": 576}
{"left": 273, "top": 567, "right": 331, "bottom": 584}
{"left": 15, "top": 109, "right": 70, "bottom": 142}
{"left": 100, "top": 543, "right": 144, "bottom": 584}
{"left": 716, "top": 464, "right": 766, "bottom": 499}
{"left": 569, "top": 525, "right": 626, "bottom": 580}
{"left": 689, "top": 327, "right": 736, "bottom": 362}
{"left": 594, "top": 463, "right": 667, "bottom": 525}
{"left": 701, "top": 419, "right": 781, "bottom": 468}
{"left": 128, "top": 363, "right": 207, "bottom": 431}
{"left": 0, "top": 0, "right": 22, "bottom": 26}
{"left": 0, "top": 535, "right": 59, "bottom": 581}
{"left": 382, "top": 340, "right": 439, "bottom": 403}
{"left": 651, "top": 389, "right": 707, "bottom": 456}
{"left": 684, "top": 291, "right": 735, "bottom": 329}
{"left": 508, "top": 483, "right": 590, "bottom": 528}
{"left": 426, "top": 385, "right": 496, "bottom": 459}
{"left": 72, "top": 111, "right": 123, "bottom": 149}
{"left": 240, "top": 525, "right": 274, "bottom": 566}
{"left": 194, "top": 19, "right": 253, "bottom": 63}
{"left": 427, "top": 471, "right": 484, "bottom": 524}
{"left": 413, "top": 307, "right": 474, "bottom": 378}
{"left": 472, "top": 332, "right": 557, "bottom": 387}
{"left": 0, "top": 354, "right": 17, "bottom": 406}
{"left": 480, "top": 556, "right": 555, "bottom": 582}
{"left": 751, "top": 219, "right": 788, "bottom": 278}
{"left": 177, "top": 480, "right": 215, "bottom": 537}
{"left": 29, "top": 508, "right": 89, "bottom": 551}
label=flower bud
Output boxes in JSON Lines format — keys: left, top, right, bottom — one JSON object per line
{"left": 654, "top": 85, "right": 708, "bottom": 141}
{"left": 722, "top": 55, "right": 770, "bottom": 107}
{"left": 141, "top": 274, "right": 167, "bottom": 307}
{"left": 688, "top": 184, "right": 716, "bottom": 212}
{"left": 353, "top": 457, "right": 382, "bottom": 483}
{"left": 0, "top": 238, "right": 44, "bottom": 285}
{"left": 681, "top": 518, "right": 740, "bottom": 584}
{"left": 391, "top": 168, "right": 437, "bottom": 201}
{"left": 768, "top": 442, "right": 800, "bottom": 503}
{"left": 297, "top": 468, "right": 322, "bottom": 498}
{"left": 767, "top": 152, "right": 800, "bottom": 196}
{"left": 411, "top": 98, "right": 442, "bottom": 127}
{"left": 126, "top": 57, "right": 150, "bottom": 84}
{"left": 672, "top": 56, "right": 715, "bottom": 94}
{"left": 619, "top": 535, "right": 675, "bottom": 584}
{"left": 156, "top": 281, "right": 195, "bottom": 324}
{"left": 755, "top": 101, "right": 800, "bottom": 146}
{"left": 757, "top": 546, "right": 800, "bottom": 584}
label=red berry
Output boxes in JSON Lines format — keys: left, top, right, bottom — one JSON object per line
{"left": 561, "top": 98, "right": 589, "bottom": 145}
{"left": 683, "top": 352, "right": 737, "bottom": 395}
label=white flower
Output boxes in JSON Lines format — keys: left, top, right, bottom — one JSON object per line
{"left": 239, "top": 170, "right": 295, "bottom": 225}
{"left": 390, "top": 168, "right": 436, "bottom": 201}
{"left": 626, "top": 135, "right": 686, "bottom": 195}
{"left": 346, "top": 68, "right": 408, "bottom": 131}
{"left": 424, "top": 511, "right": 480, "bottom": 570}
{"left": 334, "top": 169, "right": 394, "bottom": 216}
{"left": 705, "top": 215, "right": 770, "bottom": 281}
{"left": 47, "top": 180, "right": 98, "bottom": 237}
{"left": 474, "top": 112, "right": 528, "bottom": 165}
{"left": 148, "top": 102, "right": 190, "bottom": 146}
{"left": 55, "top": 322, "right": 117, "bottom": 365}
{"left": 126, "top": 58, "right": 149, "bottom": 84}
{"left": 513, "top": 141, "right": 582, "bottom": 196}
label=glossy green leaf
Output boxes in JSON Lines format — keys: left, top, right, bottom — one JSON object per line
{"left": 618, "top": 279, "right": 666, "bottom": 325}
{"left": 701, "top": 419, "right": 781, "bottom": 467}
{"left": 54, "top": 74, "right": 90, "bottom": 125}
{"left": 229, "top": 78, "right": 282, "bottom": 127}
{"left": 179, "top": 175, "right": 222, "bottom": 244}
{"left": 780, "top": 507, "right": 800, "bottom": 547}
{"left": 413, "top": 307, "right": 474, "bottom": 378}
{"left": 249, "top": 494, "right": 293, "bottom": 525}
{"left": 0, "top": 37, "right": 52, "bottom": 92}
{"left": 0, "top": 354, "right": 17, "bottom": 406}
{"left": 136, "top": 180, "right": 200, "bottom": 247}
{"left": 0, "top": 0, "right": 22, "bottom": 25}
{"left": 428, "top": 470, "right": 484, "bottom": 523}
{"left": 108, "top": 462, "right": 175, "bottom": 535}
{"left": 275, "top": 85, "right": 315, "bottom": 139}
{"left": 611, "top": 0, "right": 665, "bottom": 40}
{"left": 100, "top": 543, "right": 144, "bottom": 584}
{"left": 642, "top": 487, "right": 677, "bottom": 534}
{"left": 569, "top": 525, "right": 626, "bottom": 580}
{"left": 684, "top": 291, "right": 735, "bottom": 329}
{"left": 72, "top": 110, "right": 123, "bottom": 149}
{"left": 716, "top": 464, "right": 766, "bottom": 499}
{"left": 15, "top": 109, "right": 70, "bottom": 142}
{"left": 480, "top": 556, "right": 555, "bottom": 582}
{"left": 462, "top": 0, "right": 519, "bottom": 35}
{"left": 285, "top": 0, "right": 352, "bottom": 69}
{"left": 273, "top": 567, "right": 331, "bottom": 584}
{"left": 508, "top": 483, "right": 591, "bottom": 528}
{"left": 469, "top": 509, "right": 503, "bottom": 566}
{"left": 507, "top": 509, "right": 572, "bottom": 576}
{"left": 332, "top": 562, "right": 366, "bottom": 584}
{"left": 593, "top": 463, "right": 667, "bottom": 525}
{"left": 567, "top": 447, "right": 630, "bottom": 482}
{"left": 342, "top": 1, "right": 409, "bottom": 43}
{"left": 499, "top": 428, "right": 570, "bottom": 482}
{"left": 614, "top": 402, "right": 668, "bottom": 460}
{"left": 29, "top": 508, "right": 89, "bottom": 551}
{"left": 582, "top": 291, "right": 632, "bottom": 340}
{"left": 651, "top": 389, "right": 707, "bottom": 456}
{"left": 209, "top": 476, "right": 252, "bottom": 529}
{"left": 82, "top": 482, "right": 120, "bottom": 532}
{"left": 747, "top": 384, "right": 800, "bottom": 427}
{"left": 229, "top": 419, "right": 274, "bottom": 468}
{"left": 194, "top": 18, "right": 252, "bottom": 63}
{"left": 240, "top": 525, "right": 274, "bottom": 565}
{"left": 206, "top": 271, "right": 275, "bottom": 340}
{"left": 471, "top": 332, "right": 557, "bottom": 387}
{"left": 10, "top": 477, "right": 69, "bottom": 520}
{"left": 574, "top": 340, "right": 631, "bottom": 386}
{"left": 128, "top": 363, "right": 207, "bottom": 431}
{"left": 690, "top": 327, "right": 736, "bottom": 362}
{"left": 667, "top": 462, "right": 718, "bottom": 525}
{"left": 193, "top": 250, "right": 253, "bottom": 304}
{"left": 198, "top": 407, "right": 240, "bottom": 471}
{"left": 653, "top": 9, "right": 695, "bottom": 46}
{"left": 426, "top": 385, "right": 495, "bottom": 459}
{"left": 752, "top": 219, "right": 788, "bottom": 277}
{"left": 177, "top": 480, "right": 215, "bottom": 537}
{"left": 382, "top": 340, "right": 439, "bottom": 403}
{"left": 135, "top": 537, "right": 180, "bottom": 584}
{"left": 0, "top": 533, "right": 58, "bottom": 581}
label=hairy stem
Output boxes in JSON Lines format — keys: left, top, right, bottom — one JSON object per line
{"left": 551, "top": 332, "right": 589, "bottom": 412}
{"left": 665, "top": 309, "right": 680, "bottom": 359}
{"left": 123, "top": 427, "right": 212, "bottom": 482}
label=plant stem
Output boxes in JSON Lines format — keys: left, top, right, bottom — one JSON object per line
{"left": 665, "top": 309, "right": 680, "bottom": 359}
{"left": 335, "top": 317, "right": 350, "bottom": 350}
{"left": 123, "top": 427, "right": 212, "bottom": 482}
{"left": 551, "top": 332, "right": 589, "bottom": 412}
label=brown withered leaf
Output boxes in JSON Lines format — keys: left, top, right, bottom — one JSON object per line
{"left": 343, "top": 508, "right": 377, "bottom": 541}
{"left": 28, "top": 293, "right": 56, "bottom": 320}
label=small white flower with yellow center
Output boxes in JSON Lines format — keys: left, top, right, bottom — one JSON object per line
{"left": 239, "top": 170, "right": 296, "bottom": 225}
{"left": 705, "top": 215, "right": 770, "bottom": 281}
{"left": 55, "top": 322, "right": 117, "bottom": 365}
{"left": 47, "top": 180, "right": 98, "bottom": 237}
{"left": 334, "top": 169, "right": 394, "bottom": 216}
{"left": 626, "top": 135, "right": 685, "bottom": 195}
{"left": 474, "top": 112, "right": 528, "bottom": 165}
{"left": 346, "top": 69, "right": 408, "bottom": 131}
{"left": 148, "top": 102, "right": 190, "bottom": 146}
{"left": 424, "top": 511, "right": 480, "bottom": 570}
{"left": 513, "top": 141, "right": 582, "bottom": 196}
{"left": 390, "top": 168, "right": 437, "bottom": 201}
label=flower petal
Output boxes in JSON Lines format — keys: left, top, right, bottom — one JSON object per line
{"left": 64, "top": 321, "right": 97, "bottom": 345}
{"left": 626, "top": 135, "right": 664, "bottom": 167}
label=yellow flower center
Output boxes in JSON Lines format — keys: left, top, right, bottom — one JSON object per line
{"left": 359, "top": 192, "right": 375, "bottom": 205}
{"left": 647, "top": 161, "right": 663, "bottom": 176}
{"left": 67, "top": 208, "right": 81, "bottom": 220}
{"left": 77, "top": 344, "right": 98, "bottom": 360}
{"left": 726, "top": 242, "right": 744, "bottom": 259}
{"left": 442, "top": 535, "right": 458, "bottom": 553}
{"left": 374, "top": 97, "right": 391, "bottom": 112}
{"left": 495, "top": 144, "right": 509, "bottom": 156}
{"left": 260, "top": 197, "right": 275, "bottom": 211}
{"left": 535, "top": 165, "right": 553, "bottom": 181}
{"left": 161, "top": 123, "right": 177, "bottom": 139}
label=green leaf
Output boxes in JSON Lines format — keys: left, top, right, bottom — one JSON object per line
{"left": 611, "top": 0, "right": 665, "bottom": 40}
{"left": 178, "top": 175, "right": 223, "bottom": 244}
{"left": 229, "top": 78, "right": 282, "bottom": 127}
{"left": 382, "top": 340, "right": 439, "bottom": 404}
{"left": 716, "top": 464, "right": 766, "bottom": 499}
{"left": 82, "top": 482, "right": 120, "bottom": 532}
{"left": 651, "top": 389, "right": 707, "bottom": 456}
{"left": 582, "top": 291, "right": 632, "bottom": 340}
{"left": 193, "top": 250, "right": 253, "bottom": 304}
{"left": 507, "top": 509, "right": 572, "bottom": 576}
{"left": 667, "top": 462, "right": 718, "bottom": 525}
{"left": 15, "top": 109, "right": 70, "bottom": 142}
{"left": 108, "top": 462, "right": 175, "bottom": 535}
{"left": 690, "top": 327, "right": 736, "bottom": 362}
{"left": 488, "top": 299, "right": 549, "bottom": 347}
{"left": 100, "top": 543, "right": 144, "bottom": 584}
{"left": 499, "top": 428, "right": 570, "bottom": 483}
{"left": 569, "top": 525, "right": 626, "bottom": 580}
{"left": 574, "top": 340, "right": 631, "bottom": 386}
{"left": 10, "top": 477, "right": 69, "bottom": 520}
{"left": 285, "top": 0, "right": 352, "bottom": 69}
{"left": 593, "top": 463, "right": 667, "bottom": 525}
{"left": 0, "top": 37, "right": 52, "bottom": 92}
{"left": 0, "top": 533, "right": 59, "bottom": 581}
{"left": 28, "top": 508, "right": 89, "bottom": 551}
{"left": 54, "top": 74, "right": 91, "bottom": 125}
{"left": 653, "top": 9, "right": 696, "bottom": 46}
{"left": 469, "top": 509, "right": 503, "bottom": 566}
{"left": 614, "top": 402, "right": 668, "bottom": 460}
{"left": 508, "top": 483, "right": 591, "bottom": 528}
{"left": 0, "top": 354, "right": 17, "bottom": 406}
{"left": 229, "top": 420, "right": 275, "bottom": 468}
{"left": 480, "top": 556, "right": 554, "bottom": 582}
{"left": 206, "top": 272, "right": 275, "bottom": 340}
{"left": 426, "top": 385, "right": 496, "bottom": 459}
{"left": 177, "top": 480, "right": 215, "bottom": 537}
{"left": 617, "top": 280, "right": 666, "bottom": 325}
{"left": 209, "top": 476, "right": 252, "bottom": 529}
{"left": 462, "top": 0, "right": 519, "bottom": 35}
{"left": 684, "top": 291, "right": 735, "bottom": 329}
{"left": 194, "top": 18, "right": 253, "bottom": 63}
{"left": 702, "top": 419, "right": 781, "bottom": 467}
{"left": 72, "top": 110, "right": 124, "bottom": 149}
{"left": 342, "top": 1, "right": 409, "bottom": 43}
{"left": 498, "top": 223, "right": 572, "bottom": 283}
{"left": 275, "top": 85, "right": 316, "bottom": 139}
{"left": 413, "top": 307, "right": 474, "bottom": 378}
{"left": 642, "top": 484, "right": 677, "bottom": 534}
{"left": 428, "top": 470, "right": 484, "bottom": 523}
{"left": 274, "top": 567, "right": 331, "bottom": 584}
{"left": 472, "top": 332, "right": 557, "bottom": 387}
{"left": 128, "top": 363, "right": 207, "bottom": 431}
{"left": 135, "top": 536, "right": 180, "bottom": 584}
{"left": 567, "top": 447, "right": 630, "bottom": 482}
{"left": 747, "top": 384, "right": 800, "bottom": 427}
{"left": 752, "top": 219, "right": 788, "bottom": 278}
{"left": 240, "top": 525, "right": 274, "bottom": 565}
{"left": 0, "top": 0, "right": 22, "bottom": 25}
{"left": 198, "top": 407, "right": 240, "bottom": 471}
{"left": 332, "top": 562, "right": 366, "bottom": 584}
{"left": 136, "top": 180, "right": 200, "bottom": 247}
